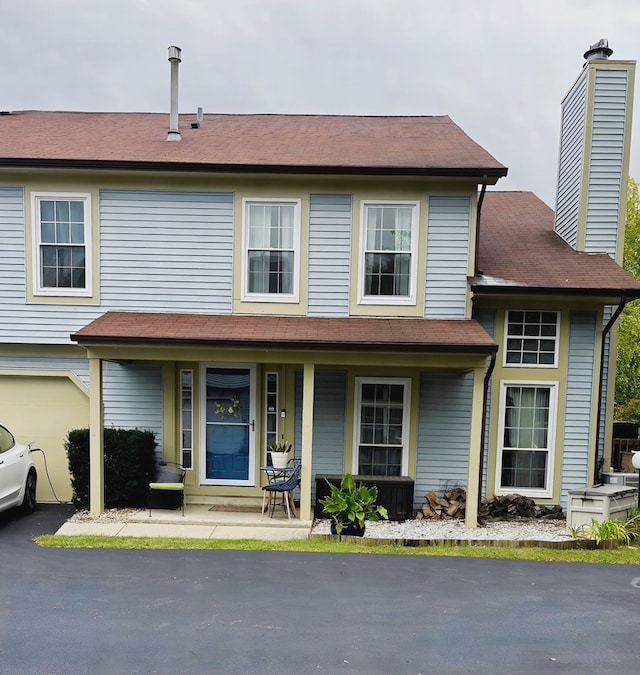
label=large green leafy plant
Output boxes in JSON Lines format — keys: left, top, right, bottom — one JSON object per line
{"left": 320, "top": 473, "right": 388, "bottom": 534}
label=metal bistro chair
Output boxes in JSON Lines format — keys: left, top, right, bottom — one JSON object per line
{"left": 148, "top": 462, "right": 186, "bottom": 517}
{"left": 261, "top": 461, "right": 301, "bottom": 521}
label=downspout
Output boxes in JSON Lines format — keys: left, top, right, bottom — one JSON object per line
{"left": 475, "top": 182, "right": 487, "bottom": 275}
{"left": 593, "top": 296, "right": 628, "bottom": 484}
{"left": 477, "top": 350, "right": 497, "bottom": 518}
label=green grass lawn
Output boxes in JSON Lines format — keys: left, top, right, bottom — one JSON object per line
{"left": 36, "top": 534, "right": 640, "bottom": 564}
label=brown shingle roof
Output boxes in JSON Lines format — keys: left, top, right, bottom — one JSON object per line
{"left": 71, "top": 312, "right": 497, "bottom": 353}
{"left": 0, "top": 111, "right": 507, "bottom": 177}
{"left": 472, "top": 191, "right": 640, "bottom": 297}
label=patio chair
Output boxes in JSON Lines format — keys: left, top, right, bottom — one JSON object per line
{"left": 148, "top": 462, "right": 186, "bottom": 517}
{"left": 261, "top": 461, "right": 301, "bottom": 520}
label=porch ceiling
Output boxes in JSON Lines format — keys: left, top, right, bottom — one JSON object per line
{"left": 70, "top": 311, "right": 497, "bottom": 354}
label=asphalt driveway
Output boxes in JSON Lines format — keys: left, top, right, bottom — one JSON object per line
{"left": 1, "top": 505, "right": 640, "bottom": 674}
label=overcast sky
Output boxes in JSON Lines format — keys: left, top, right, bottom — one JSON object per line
{"left": 3, "top": 0, "right": 640, "bottom": 207}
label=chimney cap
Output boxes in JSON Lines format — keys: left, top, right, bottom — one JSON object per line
{"left": 168, "top": 45, "right": 182, "bottom": 62}
{"left": 584, "top": 38, "right": 613, "bottom": 61}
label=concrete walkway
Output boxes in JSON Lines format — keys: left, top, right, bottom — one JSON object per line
{"left": 55, "top": 504, "right": 313, "bottom": 541}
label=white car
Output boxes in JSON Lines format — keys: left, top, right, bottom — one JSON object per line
{"left": 0, "top": 423, "right": 37, "bottom": 514}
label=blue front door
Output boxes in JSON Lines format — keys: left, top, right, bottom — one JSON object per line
{"left": 202, "top": 365, "right": 255, "bottom": 486}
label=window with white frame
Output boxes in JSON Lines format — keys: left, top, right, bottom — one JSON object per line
{"left": 180, "top": 370, "right": 193, "bottom": 469}
{"left": 354, "top": 378, "right": 410, "bottom": 476}
{"left": 359, "top": 201, "right": 418, "bottom": 304}
{"left": 496, "top": 382, "right": 557, "bottom": 497}
{"left": 505, "top": 311, "right": 559, "bottom": 367}
{"left": 32, "top": 193, "right": 92, "bottom": 296}
{"left": 264, "top": 372, "right": 279, "bottom": 464}
{"left": 243, "top": 199, "right": 300, "bottom": 301}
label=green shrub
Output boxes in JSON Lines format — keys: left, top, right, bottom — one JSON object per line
{"left": 66, "top": 428, "right": 157, "bottom": 508}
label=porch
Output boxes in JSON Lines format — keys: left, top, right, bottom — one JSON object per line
{"left": 57, "top": 503, "right": 313, "bottom": 540}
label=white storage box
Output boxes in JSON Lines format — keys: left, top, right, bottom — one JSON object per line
{"left": 566, "top": 484, "right": 637, "bottom": 529}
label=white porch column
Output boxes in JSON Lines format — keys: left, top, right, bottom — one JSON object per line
{"left": 465, "top": 366, "right": 486, "bottom": 529}
{"left": 299, "top": 362, "right": 315, "bottom": 519}
{"left": 89, "top": 356, "right": 104, "bottom": 515}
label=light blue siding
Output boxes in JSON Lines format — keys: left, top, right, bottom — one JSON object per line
{"left": 308, "top": 194, "right": 351, "bottom": 317}
{"left": 100, "top": 190, "right": 234, "bottom": 312}
{"left": 584, "top": 69, "right": 630, "bottom": 257}
{"left": 0, "top": 187, "right": 26, "bottom": 302}
{"left": 560, "top": 312, "right": 597, "bottom": 506}
{"left": 425, "top": 196, "right": 471, "bottom": 318}
{"left": 415, "top": 372, "right": 473, "bottom": 506}
{"left": 294, "top": 369, "right": 346, "bottom": 503}
{"left": 473, "top": 309, "right": 496, "bottom": 494}
{"left": 555, "top": 73, "right": 587, "bottom": 248}
{"left": 0, "top": 355, "right": 90, "bottom": 386}
{"left": 103, "top": 362, "right": 163, "bottom": 452}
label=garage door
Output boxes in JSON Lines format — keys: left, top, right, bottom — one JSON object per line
{"left": 0, "top": 374, "right": 89, "bottom": 503}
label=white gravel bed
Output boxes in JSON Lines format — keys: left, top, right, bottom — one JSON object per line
{"left": 68, "top": 508, "right": 142, "bottom": 523}
{"left": 312, "top": 518, "right": 573, "bottom": 541}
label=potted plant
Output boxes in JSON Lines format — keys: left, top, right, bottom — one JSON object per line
{"left": 267, "top": 440, "right": 292, "bottom": 469}
{"left": 320, "top": 473, "right": 389, "bottom": 536}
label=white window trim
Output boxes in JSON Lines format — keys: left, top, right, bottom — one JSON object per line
{"left": 495, "top": 380, "right": 558, "bottom": 499}
{"left": 357, "top": 200, "right": 419, "bottom": 306}
{"left": 352, "top": 377, "right": 411, "bottom": 476}
{"left": 241, "top": 197, "right": 301, "bottom": 303}
{"left": 31, "top": 191, "right": 93, "bottom": 297}
{"left": 503, "top": 310, "right": 560, "bottom": 369}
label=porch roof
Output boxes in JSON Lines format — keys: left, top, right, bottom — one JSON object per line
{"left": 70, "top": 312, "right": 497, "bottom": 354}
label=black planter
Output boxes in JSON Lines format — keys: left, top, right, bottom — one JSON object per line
{"left": 330, "top": 521, "right": 365, "bottom": 537}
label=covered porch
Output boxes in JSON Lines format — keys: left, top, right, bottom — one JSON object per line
{"left": 70, "top": 311, "right": 497, "bottom": 528}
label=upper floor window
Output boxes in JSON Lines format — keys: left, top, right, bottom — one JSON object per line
{"left": 32, "top": 192, "right": 92, "bottom": 297}
{"left": 242, "top": 199, "right": 300, "bottom": 302}
{"left": 505, "top": 311, "right": 559, "bottom": 367}
{"left": 359, "top": 201, "right": 418, "bottom": 305}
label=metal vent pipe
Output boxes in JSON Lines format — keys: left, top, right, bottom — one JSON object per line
{"left": 167, "top": 46, "right": 182, "bottom": 141}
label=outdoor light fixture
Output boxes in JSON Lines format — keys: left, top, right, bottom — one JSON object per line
{"left": 632, "top": 451, "right": 640, "bottom": 509}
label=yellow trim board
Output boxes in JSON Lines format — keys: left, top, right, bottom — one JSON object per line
{"left": 0, "top": 369, "right": 89, "bottom": 396}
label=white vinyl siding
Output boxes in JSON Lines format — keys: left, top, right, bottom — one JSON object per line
{"left": 308, "top": 194, "right": 351, "bottom": 316}
{"left": 425, "top": 196, "right": 471, "bottom": 319}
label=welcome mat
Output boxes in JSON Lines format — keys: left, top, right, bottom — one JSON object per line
{"left": 208, "top": 505, "right": 262, "bottom": 513}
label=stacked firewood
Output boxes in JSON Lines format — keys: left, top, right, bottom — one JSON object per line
{"left": 416, "top": 489, "right": 564, "bottom": 521}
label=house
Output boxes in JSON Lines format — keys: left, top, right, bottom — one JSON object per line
{"left": 1, "top": 43, "right": 638, "bottom": 527}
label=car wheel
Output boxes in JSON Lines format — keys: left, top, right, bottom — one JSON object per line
{"left": 21, "top": 470, "right": 37, "bottom": 513}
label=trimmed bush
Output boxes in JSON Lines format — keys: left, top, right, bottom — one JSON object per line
{"left": 66, "top": 428, "right": 157, "bottom": 508}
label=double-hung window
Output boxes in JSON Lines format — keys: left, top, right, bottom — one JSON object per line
{"left": 505, "top": 311, "right": 559, "bottom": 367}
{"left": 496, "top": 382, "right": 557, "bottom": 497}
{"left": 243, "top": 199, "right": 300, "bottom": 302}
{"left": 354, "top": 378, "right": 410, "bottom": 476}
{"left": 32, "top": 192, "right": 92, "bottom": 297}
{"left": 359, "top": 201, "right": 418, "bottom": 305}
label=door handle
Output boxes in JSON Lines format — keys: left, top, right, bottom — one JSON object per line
{"left": 250, "top": 419, "right": 255, "bottom": 431}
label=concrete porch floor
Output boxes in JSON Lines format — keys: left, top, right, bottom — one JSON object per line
{"left": 56, "top": 503, "right": 314, "bottom": 541}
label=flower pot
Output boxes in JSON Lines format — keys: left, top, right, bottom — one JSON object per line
{"left": 271, "top": 452, "right": 290, "bottom": 469}
{"left": 330, "top": 521, "right": 365, "bottom": 537}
